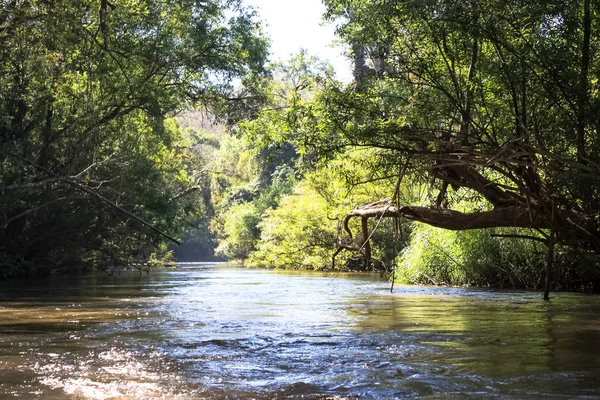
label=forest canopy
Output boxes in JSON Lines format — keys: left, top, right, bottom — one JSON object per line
{"left": 0, "top": 0, "right": 267, "bottom": 275}
{"left": 316, "top": 0, "right": 600, "bottom": 246}
{"left": 3, "top": 0, "right": 600, "bottom": 293}
{"left": 207, "top": 0, "right": 600, "bottom": 292}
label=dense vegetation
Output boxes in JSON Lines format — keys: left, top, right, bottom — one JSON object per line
{"left": 0, "top": 0, "right": 267, "bottom": 275}
{"left": 206, "top": 0, "right": 600, "bottom": 293}
{"left": 3, "top": 0, "right": 600, "bottom": 293}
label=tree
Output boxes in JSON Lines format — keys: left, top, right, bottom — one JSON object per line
{"left": 210, "top": 53, "right": 333, "bottom": 261}
{"left": 0, "top": 0, "right": 268, "bottom": 275}
{"left": 285, "top": 0, "right": 599, "bottom": 273}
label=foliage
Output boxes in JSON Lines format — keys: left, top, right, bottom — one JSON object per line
{"left": 215, "top": 0, "right": 600, "bottom": 291}
{"left": 209, "top": 130, "right": 298, "bottom": 260}
{"left": 396, "top": 224, "right": 547, "bottom": 288}
{"left": 165, "top": 119, "right": 226, "bottom": 262}
{"left": 246, "top": 148, "right": 411, "bottom": 270}
{"left": 295, "top": 0, "right": 599, "bottom": 250}
{"left": 210, "top": 53, "right": 409, "bottom": 271}
{"left": 216, "top": 202, "right": 261, "bottom": 260}
{"left": 191, "top": 1, "right": 600, "bottom": 292}
{"left": 396, "top": 222, "right": 600, "bottom": 291}
{"left": 11, "top": 0, "right": 599, "bottom": 294}
{"left": 147, "top": 249, "right": 176, "bottom": 269}
{"left": 210, "top": 54, "right": 332, "bottom": 261}
{"left": 247, "top": 183, "right": 337, "bottom": 269}
{"left": 552, "top": 248, "right": 600, "bottom": 292}
{"left": 0, "top": 0, "right": 267, "bottom": 276}
{"left": 206, "top": 0, "right": 600, "bottom": 292}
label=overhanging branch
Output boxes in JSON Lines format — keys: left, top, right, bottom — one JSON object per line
{"left": 4, "top": 152, "right": 181, "bottom": 245}
{"left": 346, "top": 200, "right": 550, "bottom": 231}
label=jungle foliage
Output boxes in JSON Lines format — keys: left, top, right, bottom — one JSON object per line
{"left": 5, "top": 0, "right": 600, "bottom": 293}
{"left": 316, "top": 0, "right": 600, "bottom": 250}
{"left": 0, "top": 0, "right": 267, "bottom": 276}
{"left": 212, "top": 0, "right": 600, "bottom": 292}
{"left": 208, "top": 54, "right": 408, "bottom": 271}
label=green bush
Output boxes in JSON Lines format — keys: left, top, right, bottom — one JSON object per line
{"left": 552, "top": 248, "right": 600, "bottom": 292}
{"left": 245, "top": 148, "right": 411, "bottom": 270}
{"left": 247, "top": 183, "right": 338, "bottom": 269}
{"left": 395, "top": 224, "right": 547, "bottom": 288}
{"left": 215, "top": 203, "right": 262, "bottom": 261}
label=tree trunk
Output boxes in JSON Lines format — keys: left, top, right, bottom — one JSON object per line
{"left": 361, "top": 216, "right": 371, "bottom": 269}
{"left": 577, "top": 0, "right": 591, "bottom": 164}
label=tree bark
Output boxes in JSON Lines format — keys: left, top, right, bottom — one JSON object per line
{"left": 544, "top": 200, "right": 556, "bottom": 301}
{"left": 346, "top": 202, "right": 550, "bottom": 231}
{"left": 361, "top": 216, "right": 371, "bottom": 269}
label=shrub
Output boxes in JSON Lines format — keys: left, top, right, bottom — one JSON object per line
{"left": 247, "top": 184, "right": 338, "bottom": 269}
{"left": 395, "top": 224, "right": 547, "bottom": 288}
{"left": 215, "top": 203, "right": 261, "bottom": 261}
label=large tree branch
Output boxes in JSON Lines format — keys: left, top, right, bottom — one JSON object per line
{"left": 348, "top": 204, "right": 550, "bottom": 230}
{"left": 343, "top": 198, "right": 600, "bottom": 254}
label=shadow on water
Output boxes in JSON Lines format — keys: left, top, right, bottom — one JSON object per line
{"left": 0, "top": 264, "right": 599, "bottom": 399}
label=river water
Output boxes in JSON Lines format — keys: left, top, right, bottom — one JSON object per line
{"left": 0, "top": 263, "right": 599, "bottom": 399}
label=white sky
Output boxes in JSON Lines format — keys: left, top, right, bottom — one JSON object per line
{"left": 244, "top": 0, "right": 353, "bottom": 82}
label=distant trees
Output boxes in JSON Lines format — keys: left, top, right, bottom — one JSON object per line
{"left": 0, "top": 0, "right": 267, "bottom": 275}
{"left": 210, "top": 54, "right": 320, "bottom": 262}
{"left": 213, "top": 53, "right": 407, "bottom": 270}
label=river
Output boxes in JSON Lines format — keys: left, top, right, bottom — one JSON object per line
{"left": 0, "top": 263, "right": 599, "bottom": 399}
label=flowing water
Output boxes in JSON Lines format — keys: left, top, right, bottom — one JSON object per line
{"left": 0, "top": 263, "right": 599, "bottom": 399}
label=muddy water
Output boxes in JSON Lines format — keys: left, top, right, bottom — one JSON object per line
{"left": 0, "top": 263, "right": 599, "bottom": 399}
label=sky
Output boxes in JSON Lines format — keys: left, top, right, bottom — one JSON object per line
{"left": 244, "top": 0, "right": 353, "bottom": 82}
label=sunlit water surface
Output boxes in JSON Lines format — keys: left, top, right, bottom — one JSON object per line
{"left": 0, "top": 264, "right": 599, "bottom": 399}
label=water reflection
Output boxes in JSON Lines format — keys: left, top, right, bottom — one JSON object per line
{"left": 0, "top": 264, "right": 599, "bottom": 398}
